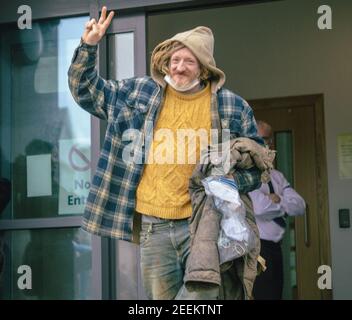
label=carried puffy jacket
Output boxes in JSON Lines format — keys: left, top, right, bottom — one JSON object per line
{"left": 184, "top": 138, "right": 274, "bottom": 299}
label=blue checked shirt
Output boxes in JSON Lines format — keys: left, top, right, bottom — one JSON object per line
{"left": 68, "top": 41, "right": 263, "bottom": 241}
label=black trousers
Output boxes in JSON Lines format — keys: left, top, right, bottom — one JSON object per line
{"left": 253, "top": 239, "right": 283, "bottom": 300}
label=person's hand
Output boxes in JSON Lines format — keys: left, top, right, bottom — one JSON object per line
{"left": 269, "top": 193, "right": 281, "bottom": 203}
{"left": 82, "top": 6, "right": 114, "bottom": 46}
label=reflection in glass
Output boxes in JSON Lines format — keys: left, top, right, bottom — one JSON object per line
{"left": 108, "top": 32, "right": 134, "bottom": 80}
{"left": 275, "top": 131, "right": 294, "bottom": 186}
{"left": 0, "top": 228, "right": 92, "bottom": 300}
{"left": 0, "top": 16, "right": 91, "bottom": 219}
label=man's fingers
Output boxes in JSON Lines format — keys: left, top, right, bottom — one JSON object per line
{"left": 85, "top": 20, "right": 92, "bottom": 30}
{"left": 83, "top": 9, "right": 112, "bottom": 44}
{"left": 98, "top": 6, "right": 107, "bottom": 24}
{"left": 102, "top": 11, "right": 114, "bottom": 30}
{"left": 86, "top": 18, "right": 96, "bottom": 29}
{"left": 92, "top": 23, "right": 98, "bottom": 34}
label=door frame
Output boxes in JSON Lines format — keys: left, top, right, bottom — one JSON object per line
{"left": 249, "top": 94, "right": 332, "bottom": 299}
{"left": 0, "top": 0, "right": 280, "bottom": 24}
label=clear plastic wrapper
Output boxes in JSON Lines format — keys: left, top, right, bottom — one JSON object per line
{"left": 202, "top": 176, "right": 256, "bottom": 264}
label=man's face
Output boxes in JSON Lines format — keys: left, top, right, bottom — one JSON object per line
{"left": 169, "top": 47, "right": 201, "bottom": 87}
{"left": 258, "top": 124, "right": 274, "bottom": 148}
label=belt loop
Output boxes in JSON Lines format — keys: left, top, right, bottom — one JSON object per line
{"left": 147, "top": 222, "right": 153, "bottom": 234}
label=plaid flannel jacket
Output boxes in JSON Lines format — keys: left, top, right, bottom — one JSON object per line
{"left": 68, "top": 42, "right": 263, "bottom": 241}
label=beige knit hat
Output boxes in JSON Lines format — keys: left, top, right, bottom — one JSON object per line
{"left": 151, "top": 26, "right": 226, "bottom": 92}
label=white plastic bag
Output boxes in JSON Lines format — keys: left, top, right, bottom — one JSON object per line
{"left": 202, "top": 176, "right": 255, "bottom": 264}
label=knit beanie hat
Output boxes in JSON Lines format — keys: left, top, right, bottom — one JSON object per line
{"left": 151, "top": 26, "right": 226, "bottom": 92}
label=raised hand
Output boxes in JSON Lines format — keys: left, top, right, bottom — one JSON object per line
{"left": 82, "top": 6, "right": 114, "bottom": 46}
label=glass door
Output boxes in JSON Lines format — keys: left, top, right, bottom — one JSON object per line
{"left": 0, "top": 16, "right": 96, "bottom": 300}
{"left": 0, "top": 7, "right": 148, "bottom": 301}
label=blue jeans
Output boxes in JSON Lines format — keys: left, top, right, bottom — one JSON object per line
{"left": 139, "top": 214, "right": 219, "bottom": 300}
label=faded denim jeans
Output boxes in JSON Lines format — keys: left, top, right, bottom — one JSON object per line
{"left": 139, "top": 214, "right": 219, "bottom": 300}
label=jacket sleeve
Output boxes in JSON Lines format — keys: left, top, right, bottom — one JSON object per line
{"left": 240, "top": 100, "right": 264, "bottom": 145}
{"left": 232, "top": 100, "right": 263, "bottom": 194}
{"left": 67, "top": 40, "right": 126, "bottom": 121}
{"left": 233, "top": 166, "right": 262, "bottom": 194}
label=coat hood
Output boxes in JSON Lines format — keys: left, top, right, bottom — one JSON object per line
{"left": 151, "top": 26, "right": 226, "bottom": 93}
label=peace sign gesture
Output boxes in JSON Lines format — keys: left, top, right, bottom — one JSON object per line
{"left": 82, "top": 6, "right": 114, "bottom": 46}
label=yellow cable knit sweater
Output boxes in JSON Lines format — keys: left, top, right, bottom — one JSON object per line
{"left": 136, "top": 83, "right": 211, "bottom": 219}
